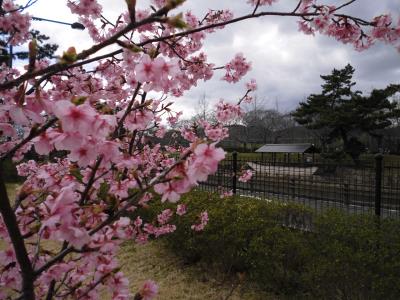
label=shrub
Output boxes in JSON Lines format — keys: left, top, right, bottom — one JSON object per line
{"left": 142, "top": 191, "right": 400, "bottom": 299}
{"left": 307, "top": 211, "right": 400, "bottom": 299}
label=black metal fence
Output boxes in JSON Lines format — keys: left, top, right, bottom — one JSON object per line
{"left": 199, "top": 153, "right": 400, "bottom": 218}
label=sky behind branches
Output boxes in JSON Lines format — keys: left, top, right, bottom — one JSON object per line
{"left": 24, "top": 0, "right": 400, "bottom": 117}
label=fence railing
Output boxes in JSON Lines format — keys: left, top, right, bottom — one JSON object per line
{"left": 198, "top": 153, "right": 400, "bottom": 218}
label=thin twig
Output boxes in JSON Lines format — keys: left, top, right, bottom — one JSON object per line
{"left": 292, "top": 0, "right": 303, "bottom": 13}
{"left": 333, "top": 0, "right": 357, "bottom": 12}
{"left": 0, "top": 118, "right": 57, "bottom": 162}
{"left": 112, "top": 83, "right": 142, "bottom": 138}
{"left": 79, "top": 157, "right": 103, "bottom": 206}
{"left": 252, "top": 0, "right": 261, "bottom": 15}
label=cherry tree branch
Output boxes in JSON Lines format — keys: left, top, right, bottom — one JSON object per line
{"left": 0, "top": 4, "right": 175, "bottom": 91}
{"left": 136, "top": 10, "right": 373, "bottom": 47}
{"left": 0, "top": 4, "right": 376, "bottom": 92}
{"left": 333, "top": 0, "right": 358, "bottom": 12}
{"left": 77, "top": 272, "right": 113, "bottom": 299}
{"left": 33, "top": 147, "right": 193, "bottom": 277}
{"left": 252, "top": 0, "right": 261, "bottom": 15}
{"left": 0, "top": 117, "right": 57, "bottom": 162}
{"left": 112, "top": 82, "right": 142, "bottom": 138}
{"left": 292, "top": 0, "right": 303, "bottom": 13}
{"left": 79, "top": 157, "right": 103, "bottom": 206}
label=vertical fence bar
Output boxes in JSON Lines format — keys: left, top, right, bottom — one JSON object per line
{"left": 375, "top": 153, "right": 383, "bottom": 217}
{"left": 232, "top": 151, "right": 237, "bottom": 195}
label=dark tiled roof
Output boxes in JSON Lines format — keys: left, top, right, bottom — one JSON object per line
{"left": 255, "top": 143, "right": 317, "bottom": 153}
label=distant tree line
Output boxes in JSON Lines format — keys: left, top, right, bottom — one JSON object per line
{"left": 165, "top": 65, "right": 400, "bottom": 160}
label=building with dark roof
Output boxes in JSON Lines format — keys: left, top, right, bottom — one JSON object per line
{"left": 255, "top": 143, "right": 319, "bottom": 162}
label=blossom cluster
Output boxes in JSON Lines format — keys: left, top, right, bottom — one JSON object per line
{"left": 0, "top": 0, "right": 31, "bottom": 45}
{"left": 238, "top": 169, "right": 253, "bottom": 182}
{"left": 67, "top": 0, "right": 102, "bottom": 18}
{"left": 191, "top": 211, "right": 209, "bottom": 231}
{"left": 0, "top": 0, "right": 399, "bottom": 299}
{"left": 216, "top": 100, "right": 243, "bottom": 123}
{"left": 297, "top": 1, "right": 400, "bottom": 51}
{"left": 222, "top": 53, "right": 252, "bottom": 83}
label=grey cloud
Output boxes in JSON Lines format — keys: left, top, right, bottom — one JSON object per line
{"left": 26, "top": 0, "right": 400, "bottom": 115}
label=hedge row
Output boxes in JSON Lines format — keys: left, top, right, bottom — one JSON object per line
{"left": 139, "top": 191, "right": 400, "bottom": 299}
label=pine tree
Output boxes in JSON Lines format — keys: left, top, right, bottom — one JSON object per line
{"left": 292, "top": 64, "right": 400, "bottom": 163}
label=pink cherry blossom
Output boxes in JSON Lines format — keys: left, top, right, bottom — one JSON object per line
{"left": 53, "top": 101, "right": 97, "bottom": 134}
{"left": 222, "top": 53, "right": 251, "bottom": 83}
{"left": 1, "top": 1, "right": 398, "bottom": 298}
{"left": 238, "top": 169, "right": 253, "bottom": 182}
{"left": 191, "top": 211, "right": 209, "bottom": 231}
{"left": 176, "top": 204, "right": 187, "bottom": 216}
{"left": 220, "top": 190, "right": 234, "bottom": 198}
{"left": 154, "top": 182, "right": 182, "bottom": 203}
{"left": 246, "top": 79, "right": 257, "bottom": 91}
{"left": 216, "top": 100, "right": 242, "bottom": 123}
{"left": 0, "top": 123, "right": 16, "bottom": 137}
{"left": 138, "top": 280, "right": 158, "bottom": 300}
{"left": 67, "top": 0, "right": 102, "bottom": 17}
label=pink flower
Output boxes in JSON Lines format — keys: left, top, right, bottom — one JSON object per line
{"left": 191, "top": 211, "right": 209, "bottom": 231}
{"left": 153, "top": 57, "right": 180, "bottom": 79}
{"left": 0, "top": 248, "right": 16, "bottom": 266}
{"left": 238, "top": 170, "right": 253, "bottom": 182}
{"left": 188, "top": 143, "right": 225, "bottom": 183}
{"left": 68, "top": 139, "right": 98, "bottom": 167}
{"left": 138, "top": 280, "right": 158, "bottom": 300}
{"left": 204, "top": 124, "right": 229, "bottom": 142}
{"left": 181, "top": 127, "right": 197, "bottom": 142}
{"left": 135, "top": 54, "right": 156, "bottom": 83}
{"left": 41, "top": 185, "right": 90, "bottom": 249}
{"left": 194, "top": 143, "right": 225, "bottom": 165}
{"left": 371, "top": 15, "right": 398, "bottom": 43}
{"left": 109, "top": 272, "right": 130, "bottom": 298}
{"left": 67, "top": 0, "right": 102, "bottom": 17}
{"left": 2, "top": 104, "right": 43, "bottom": 125}
{"left": 33, "top": 132, "right": 54, "bottom": 155}
{"left": 220, "top": 190, "right": 233, "bottom": 198}
{"left": 157, "top": 209, "right": 173, "bottom": 225}
{"left": 222, "top": 53, "right": 251, "bottom": 83}
{"left": 176, "top": 204, "right": 187, "bottom": 216}
{"left": 215, "top": 100, "right": 242, "bottom": 123}
{"left": 246, "top": 79, "right": 257, "bottom": 91}
{"left": 154, "top": 182, "right": 181, "bottom": 203}
{"left": 155, "top": 126, "right": 166, "bottom": 138}
{"left": 53, "top": 101, "right": 97, "bottom": 135}
{"left": 0, "top": 123, "right": 16, "bottom": 137}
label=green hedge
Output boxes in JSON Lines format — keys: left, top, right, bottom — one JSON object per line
{"left": 139, "top": 191, "right": 400, "bottom": 299}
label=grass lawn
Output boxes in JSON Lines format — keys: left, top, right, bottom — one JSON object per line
{"left": 5, "top": 182, "right": 19, "bottom": 203}
{"left": 110, "top": 241, "right": 276, "bottom": 300}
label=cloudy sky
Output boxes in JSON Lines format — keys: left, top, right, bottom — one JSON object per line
{"left": 23, "top": 0, "right": 400, "bottom": 117}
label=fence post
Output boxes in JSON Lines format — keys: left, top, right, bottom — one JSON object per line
{"left": 232, "top": 151, "right": 238, "bottom": 195}
{"left": 344, "top": 183, "right": 349, "bottom": 207}
{"left": 290, "top": 178, "right": 295, "bottom": 198}
{"left": 375, "top": 153, "right": 383, "bottom": 217}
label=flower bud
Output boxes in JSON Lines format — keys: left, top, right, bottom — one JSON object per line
{"left": 166, "top": 0, "right": 186, "bottom": 10}
{"left": 60, "top": 47, "right": 78, "bottom": 64}
{"left": 166, "top": 13, "right": 187, "bottom": 29}
{"left": 28, "top": 39, "right": 37, "bottom": 72}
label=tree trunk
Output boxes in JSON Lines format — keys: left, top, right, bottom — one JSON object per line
{"left": 0, "top": 167, "right": 35, "bottom": 300}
